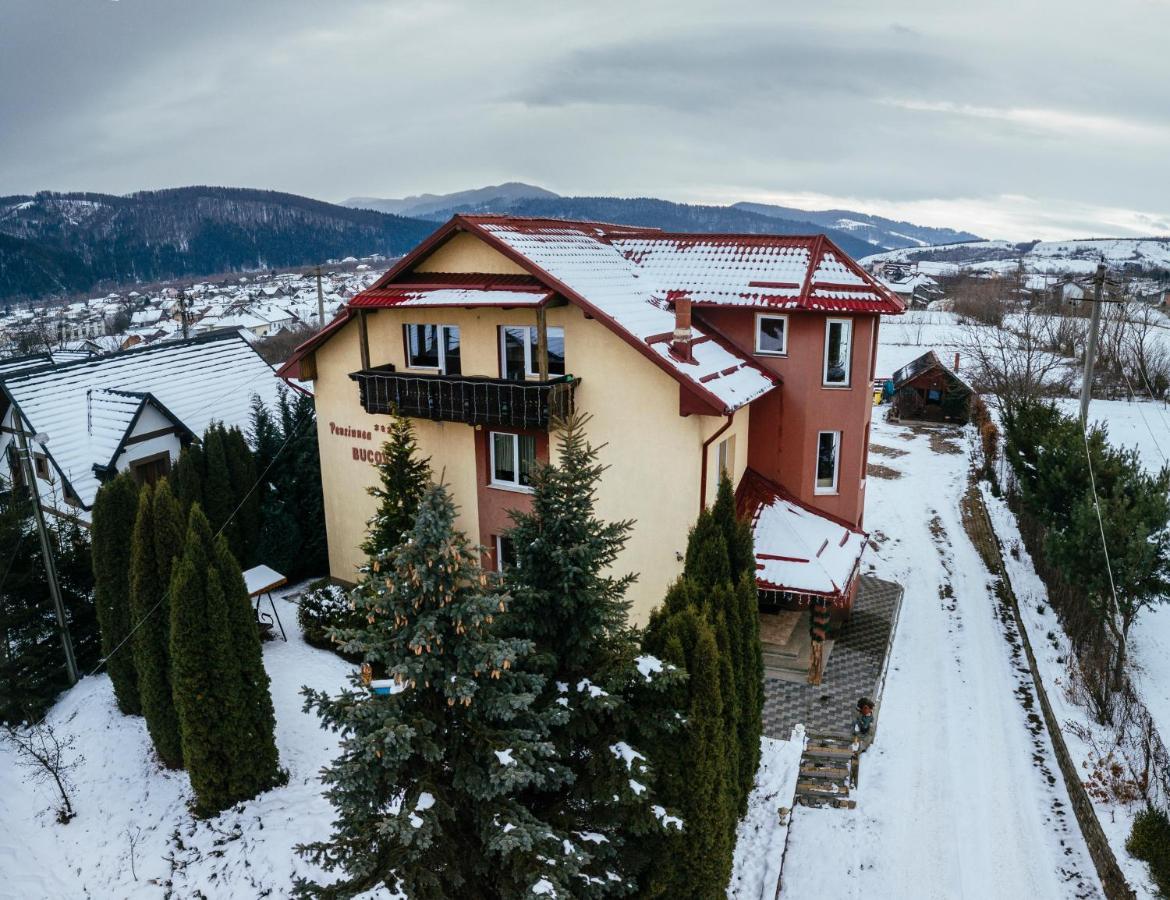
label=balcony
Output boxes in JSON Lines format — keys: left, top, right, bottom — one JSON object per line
{"left": 350, "top": 367, "right": 579, "bottom": 430}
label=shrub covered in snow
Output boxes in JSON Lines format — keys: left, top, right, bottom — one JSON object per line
{"left": 296, "top": 580, "right": 362, "bottom": 654}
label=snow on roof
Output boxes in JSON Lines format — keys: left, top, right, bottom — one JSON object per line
{"left": 473, "top": 219, "right": 780, "bottom": 412}
{"left": 350, "top": 287, "right": 551, "bottom": 309}
{"left": 0, "top": 353, "right": 54, "bottom": 378}
{"left": 3, "top": 332, "right": 281, "bottom": 508}
{"left": 737, "top": 469, "right": 866, "bottom": 601}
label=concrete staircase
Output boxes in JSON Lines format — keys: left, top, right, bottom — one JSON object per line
{"left": 794, "top": 733, "right": 858, "bottom": 809}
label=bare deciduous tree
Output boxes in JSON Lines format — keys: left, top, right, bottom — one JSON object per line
{"left": 959, "top": 307, "right": 1074, "bottom": 418}
{"left": 1, "top": 716, "right": 83, "bottom": 823}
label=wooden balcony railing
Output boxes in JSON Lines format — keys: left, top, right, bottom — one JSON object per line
{"left": 350, "top": 367, "right": 579, "bottom": 430}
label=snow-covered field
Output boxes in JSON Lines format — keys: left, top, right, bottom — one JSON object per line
{"left": 782, "top": 416, "right": 1104, "bottom": 899}
{"left": 0, "top": 585, "right": 386, "bottom": 899}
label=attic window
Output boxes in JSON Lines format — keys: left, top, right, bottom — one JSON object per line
{"left": 33, "top": 454, "right": 50, "bottom": 481}
{"left": 404, "top": 324, "right": 461, "bottom": 375}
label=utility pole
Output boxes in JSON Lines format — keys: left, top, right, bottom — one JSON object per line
{"left": 1079, "top": 263, "right": 1108, "bottom": 424}
{"left": 14, "top": 425, "right": 78, "bottom": 685}
{"left": 315, "top": 265, "right": 326, "bottom": 330}
{"left": 178, "top": 289, "right": 189, "bottom": 340}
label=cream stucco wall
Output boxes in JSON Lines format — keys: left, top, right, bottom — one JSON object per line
{"left": 307, "top": 228, "right": 751, "bottom": 623}
{"left": 309, "top": 302, "right": 745, "bottom": 623}
{"left": 413, "top": 232, "right": 528, "bottom": 275}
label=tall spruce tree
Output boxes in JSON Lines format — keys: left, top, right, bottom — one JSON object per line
{"left": 498, "top": 416, "right": 683, "bottom": 895}
{"left": 129, "top": 480, "right": 184, "bottom": 769}
{"left": 296, "top": 483, "right": 568, "bottom": 899}
{"left": 361, "top": 414, "right": 431, "bottom": 561}
{"left": 91, "top": 472, "right": 141, "bottom": 715}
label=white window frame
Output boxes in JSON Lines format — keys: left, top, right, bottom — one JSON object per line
{"left": 489, "top": 431, "right": 535, "bottom": 493}
{"left": 753, "top": 312, "right": 788, "bottom": 356}
{"left": 814, "top": 430, "right": 841, "bottom": 495}
{"left": 405, "top": 323, "right": 458, "bottom": 374}
{"left": 822, "top": 318, "right": 852, "bottom": 387}
{"left": 500, "top": 325, "right": 566, "bottom": 379}
{"left": 495, "top": 534, "right": 517, "bottom": 572}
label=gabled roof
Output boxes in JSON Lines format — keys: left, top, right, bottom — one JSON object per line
{"left": 891, "top": 350, "right": 973, "bottom": 393}
{"left": 87, "top": 388, "right": 195, "bottom": 476}
{"left": 3, "top": 331, "right": 281, "bottom": 509}
{"left": 282, "top": 214, "right": 903, "bottom": 414}
{"left": 736, "top": 468, "right": 867, "bottom": 603}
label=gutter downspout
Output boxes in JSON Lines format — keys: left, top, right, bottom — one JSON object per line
{"left": 699, "top": 410, "right": 735, "bottom": 515}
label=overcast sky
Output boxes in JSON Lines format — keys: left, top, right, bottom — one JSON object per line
{"left": 2, "top": 0, "right": 1168, "bottom": 241}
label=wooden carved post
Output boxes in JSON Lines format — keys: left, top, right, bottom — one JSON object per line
{"left": 808, "top": 599, "right": 831, "bottom": 685}
{"left": 535, "top": 306, "right": 550, "bottom": 381}
{"left": 357, "top": 310, "right": 371, "bottom": 370}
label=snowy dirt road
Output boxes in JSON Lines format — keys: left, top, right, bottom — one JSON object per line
{"left": 782, "top": 416, "right": 1102, "bottom": 900}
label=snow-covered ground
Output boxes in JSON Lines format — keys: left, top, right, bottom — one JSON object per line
{"left": 782, "top": 416, "right": 1103, "bottom": 899}
{"left": 0, "top": 584, "right": 393, "bottom": 899}
{"left": 728, "top": 728, "right": 803, "bottom": 900}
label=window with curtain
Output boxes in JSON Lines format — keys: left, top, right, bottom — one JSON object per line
{"left": 490, "top": 432, "right": 536, "bottom": 490}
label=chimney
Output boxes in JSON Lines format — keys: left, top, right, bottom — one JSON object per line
{"left": 672, "top": 297, "right": 693, "bottom": 362}
{"left": 953, "top": 351, "right": 960, "bottom": 373}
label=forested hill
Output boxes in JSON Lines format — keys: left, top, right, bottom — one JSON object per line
{"left": 0, "top": 187, "right": 434, "bottom": 302}
{"left": 398, "top": 195, "right": 879, "bottom": 260}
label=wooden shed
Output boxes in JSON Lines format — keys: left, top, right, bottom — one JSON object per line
{"left": 890, "top": 351, "right": 973, "bottom": 424}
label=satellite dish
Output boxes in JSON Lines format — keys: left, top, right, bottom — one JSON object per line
{"left": 33, "top": 433, "right": 49, "bottom": 445}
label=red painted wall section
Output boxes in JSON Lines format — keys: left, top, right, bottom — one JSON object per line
{"left": 698, "top": 308, "right": 878, "bottom": 526}
{"left": 473, "top": 427, "right": 549, "bottom": 570}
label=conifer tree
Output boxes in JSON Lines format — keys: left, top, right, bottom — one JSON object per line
{"left": 169, "top": 504, "right": 236, "bottom": 815}
{"left": 91, "top": 472, "right": 141, "bottom": 715}
{"left": 213, "top": 534, "right": 282, "bottom": 798}
{"left": 130, "top": 480, "right": 184, "bottom": 769}
{"left": 200, "top": 425, "right": 235, "bottom": 537}
{"left": 170, "top": 504, "right": 281, "bottom": 815}
{"left": 361, "top": 414, "right": 431, "bottom": 561}
{"left": 498, "top": 416, "right": 683, "bottom": 894}
{"left": 642, "top": 602, "right": 734, "bottom": 899}
{"left": 173, "top": 441, "right": 204, "bottom": 512}
{"left": 224, "top": 425, "right": 261, "bottom": 567}
{"left": 296, "top": 483, "right": 568, "bottom": 899}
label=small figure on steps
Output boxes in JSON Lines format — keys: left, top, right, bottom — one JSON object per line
{"left": 853, "top": 697, "right": 874, "bottom": 737}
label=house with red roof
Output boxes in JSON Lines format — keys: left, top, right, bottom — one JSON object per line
{"left": 279, "top": 215, "right": 903, "bottom": 626}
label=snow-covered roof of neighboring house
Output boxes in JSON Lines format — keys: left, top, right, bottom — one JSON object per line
{"left": 86, "top": 388, "right": 195, "bottom": 476}
{"left": 2, "top": 332, "right": 281, "bottom": 508}
{"left": 736, "top": 468, "right": 867, "bottom": 602}
{"left": 0, "top": 352, "right": 55, "bottom": 378}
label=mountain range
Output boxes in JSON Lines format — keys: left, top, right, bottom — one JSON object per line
{"left": 1, "top": 182, "right": 981, "bottom": 303}
{"left": 343, "top": 182, "right": 981, "bottom": 252}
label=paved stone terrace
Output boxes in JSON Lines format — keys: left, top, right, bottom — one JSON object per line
{"left": 762, "top": 574, "right": 903, "bottom": 739}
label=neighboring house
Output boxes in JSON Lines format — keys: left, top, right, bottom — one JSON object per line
{"left": 279, "top": 215, "right": 904, "bottom": 624}
{"left": 0, "top": 331, "right": 283, "bottom": 520}
{"left": 890, "top": 350, "right": 973, "bottom": 424}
